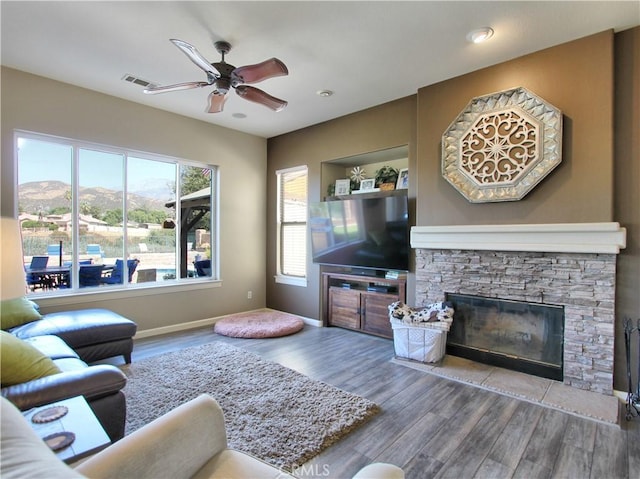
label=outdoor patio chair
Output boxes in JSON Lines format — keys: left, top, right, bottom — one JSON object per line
{"left": 64, "top": 260, "right": 94, "bottom": 266}
{"left": 194, "top": 259, "right": 211, "bottom": 277}
{"left": 86, "top": 243, "right": 105, "bottom": 258}
{"left": 102, "top": 259, "right": 139, "bottom": 285}
{"left": 46, "top": 243, "right": 64, "bottom": 267}
{"left": 78, "top": 264, "right": 105, "bottom": 287}
{"left": 25, "top": 256, "right": 51, "bottom": 290}
{"left": 46, "top": 244, "right": 62, "bottom": 256}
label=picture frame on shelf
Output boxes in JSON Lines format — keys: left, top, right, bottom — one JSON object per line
{"left": 396, "top": 168, "right": 409, "bottom": 189}
{"left": 335, "top": 179, "right": 351, "bottom": 196}
{"left": 359, "top": 178, "right": 376, "bottom": 191}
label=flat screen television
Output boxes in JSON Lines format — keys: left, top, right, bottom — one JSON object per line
{"left": 309, "top": 194, "right": 409, "bottom": 272}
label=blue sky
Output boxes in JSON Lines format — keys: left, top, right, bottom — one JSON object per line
{"left": 17, "top": 136, "right": 176, "bottom": 193}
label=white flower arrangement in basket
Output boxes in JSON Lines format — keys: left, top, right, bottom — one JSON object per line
{"left": 388, "top": 301, "right": 455, "bottom": 363}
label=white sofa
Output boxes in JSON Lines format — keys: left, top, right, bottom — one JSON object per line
{"left": 1, "top": 395, "right": 404, "bottom": 479}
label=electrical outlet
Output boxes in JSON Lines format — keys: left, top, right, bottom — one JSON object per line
{"left": 247, "top": 291, "right": 252, "bottom": 299}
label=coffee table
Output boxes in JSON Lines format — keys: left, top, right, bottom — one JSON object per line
{"left": 22, "top": 396, "right": 111, "bottom": 464}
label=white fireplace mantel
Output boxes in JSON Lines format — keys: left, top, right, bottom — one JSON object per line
{"left": 410, "top": 222, "right": 626, "bottom": 254}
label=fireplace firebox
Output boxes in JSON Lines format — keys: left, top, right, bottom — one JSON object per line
{"left": 446, "top": 293, "right": 564, "bottom": 381}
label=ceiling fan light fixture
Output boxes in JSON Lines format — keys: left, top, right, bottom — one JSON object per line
{"left": 216, "top": 77, "right": 232, "bottom": 94}
{"left": 148, "top": 38, "right": 289, "bottom": 113}
{"left": 467, "top": 27, "right": 494, "bottom": 44}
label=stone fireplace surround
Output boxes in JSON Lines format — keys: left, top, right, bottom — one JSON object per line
{"left": 411, "top": 223, "right": 626, "bottom": 396}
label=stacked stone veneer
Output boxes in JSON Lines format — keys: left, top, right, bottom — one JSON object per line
{"left": 415, "top": 248, "right": 617, "bottom": 395}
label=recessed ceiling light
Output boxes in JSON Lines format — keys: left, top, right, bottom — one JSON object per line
{"left": 466, "top": 27, "right": 494, "bottom": 44}
{"left": 232, "top": 113, "right": 247, "bottom": 119}
{"left": 317, "top": 90, "right": 333, "bottom": 97}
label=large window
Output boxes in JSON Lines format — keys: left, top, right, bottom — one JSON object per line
{"left": 16, "top": 131, "right": 217, "bottom": 295}
{"left": 275, "top": 166, "right": 308, "bottom": 286}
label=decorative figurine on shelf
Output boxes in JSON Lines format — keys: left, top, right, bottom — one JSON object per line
{"left": 350, "top": 166, "right": 366, "bottom": 192}
{"left": 375, "top": 166, "right": 399, "bottom": 190}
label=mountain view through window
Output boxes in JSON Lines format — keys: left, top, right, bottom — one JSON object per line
{"left": 16, "top": 132, "right": 217, "bottom": 294}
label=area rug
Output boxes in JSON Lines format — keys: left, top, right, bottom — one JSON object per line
{"left": 122, "top": 342, "right": 379, "bottom": 470}
{"left": 214, "top": 309, "right": 304, "bottom": 338}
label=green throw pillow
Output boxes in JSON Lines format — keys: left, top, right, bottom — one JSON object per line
{"left": 1, "top": 297, "right": 42, "bottom": 330}
{"left": 0, "top": 331, "right": 60, "bottom": 387}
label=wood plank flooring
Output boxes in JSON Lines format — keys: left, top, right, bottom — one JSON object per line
{"left": 107, "top": 324, "right": 640, "bottom": 479}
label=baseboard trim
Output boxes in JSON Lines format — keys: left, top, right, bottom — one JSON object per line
{"left": 134, "top": 308, "right": 321, "bottom": 339}
{"left": 134, "top": 316, "right": 219, "bottom": 339}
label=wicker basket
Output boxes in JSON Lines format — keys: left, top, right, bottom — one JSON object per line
{"left": 379, "top": 183, "right": 395, "bottom": 191}
{"left": 391, "top": 318, "right": 448, "bottom": 363}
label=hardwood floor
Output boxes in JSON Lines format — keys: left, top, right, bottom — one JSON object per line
{"left": 109, "top": 324, "right": 640, "bottom": 479}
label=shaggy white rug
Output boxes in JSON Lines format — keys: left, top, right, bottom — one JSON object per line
{"left": 122, "top": 342, "right": 379, "bottom": 470}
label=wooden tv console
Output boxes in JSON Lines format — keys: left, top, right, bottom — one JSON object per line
{"left": 322, "top": 272, "right": 406, "bottom": 339}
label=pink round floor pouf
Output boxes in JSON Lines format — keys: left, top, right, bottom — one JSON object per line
{"left": 214, "top": 311, "right": 304, "bottom": 338}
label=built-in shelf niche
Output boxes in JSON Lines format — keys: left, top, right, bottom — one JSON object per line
{"left": 321, "top": 145, "right": 409, "bottom": 199}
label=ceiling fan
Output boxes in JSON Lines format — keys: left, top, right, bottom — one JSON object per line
{"left": 144, "top": 39, "right": 288, "bottom": 113}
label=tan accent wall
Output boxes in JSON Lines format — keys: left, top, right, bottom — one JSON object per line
{"left": 267, "top": 29, "right": 639, "bottom": 390}
{"left": 417, "top": 30, "right": 614, "bottom": 226}
{"left": 267, "top": 97, "right": 417, "bottom": 319}
{"left": 613, "top": 26, "right": 640, "bottom": 391}
{"left": 1, "top": 67, "right": 267, "bottom": 333}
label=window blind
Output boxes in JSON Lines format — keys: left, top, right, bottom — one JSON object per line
{"left": 277, "top": 166, "right": 308, "bottom": 277}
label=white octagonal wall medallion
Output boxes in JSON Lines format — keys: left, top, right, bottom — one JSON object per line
{"left": 442, "top": 87, "right": 562, "bottom": 203}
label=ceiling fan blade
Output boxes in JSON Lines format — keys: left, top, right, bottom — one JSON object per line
{"left": 170, "top": 39, "right": 220, "bottom": 77}
{"left": 235, "top": 85, "right": 287, "bottom": 112}
{"left": 206, "top": 91, "right": 227, "bottom": 113}
{"left": 143, "top": 81, "right": 212, "bottom": 94}
{"left": 232, "top": 58, "right": 288, "bottom": 84}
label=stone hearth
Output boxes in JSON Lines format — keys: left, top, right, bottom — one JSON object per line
{"left": 411, "top": 223, "right": 626, "bottom": 396}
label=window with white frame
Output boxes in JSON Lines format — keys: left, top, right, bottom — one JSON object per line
{"left": 276, "top": 166, "right": 308, "bottom": 285}
{"left": 16, "top": 131, "right": 217, "bottom": 296}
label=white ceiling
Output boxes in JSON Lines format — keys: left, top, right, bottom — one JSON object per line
{"left": 2, "top": 1, "right": 638, "bottom": 139}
